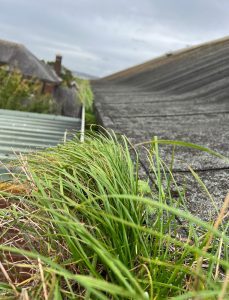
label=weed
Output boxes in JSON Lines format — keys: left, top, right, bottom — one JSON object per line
{"left": 0, "top": 132, "right": 228, "bottom": 299}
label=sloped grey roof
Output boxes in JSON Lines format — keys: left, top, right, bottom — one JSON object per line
{"left": 93, "top": 36, "right": 229, "bottom": 221}
{"left": 0, "top": 39, "right": 61, "bottom": 83}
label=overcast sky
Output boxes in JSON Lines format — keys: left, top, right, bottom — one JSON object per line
{"left": 1, "top": 0, "right": 229, "bottom": 77}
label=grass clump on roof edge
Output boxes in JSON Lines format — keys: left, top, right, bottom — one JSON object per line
{"left": 76, "top": 78, "right": 97, "bottom": 126}
{"left": 0, "top": 131, "right": 228, "bottom": 299}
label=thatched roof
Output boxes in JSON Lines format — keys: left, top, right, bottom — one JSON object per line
{"left": 0, "top": 39, "right": 61, "bottom": 84}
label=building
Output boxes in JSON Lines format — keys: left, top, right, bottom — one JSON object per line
{"left": 0, "top": 39, "right": 62, "bottom": 94}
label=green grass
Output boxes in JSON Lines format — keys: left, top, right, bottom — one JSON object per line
{"left": 0, "top": 131, "right": 228, "bottom": 299}
{"left": 76, "top": 79, "right": 94, "bottom": 110}
{"left": 76, "top": 78, "right": 97, "bottom": 128}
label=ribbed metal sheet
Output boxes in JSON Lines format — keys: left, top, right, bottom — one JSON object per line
{"left": 0, "top": 109, "right": 81, "bottom": 180}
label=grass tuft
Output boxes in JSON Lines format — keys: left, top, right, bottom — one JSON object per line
{"left": 0, "top": 131, "right": 228, "bottom": 299}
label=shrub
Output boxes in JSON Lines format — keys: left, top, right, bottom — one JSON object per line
{"left": 75, "top": 78, "right": 97, "bottom": 127}
{"left": 76, "top": 78, "right": 94, "bottom": 110}
{"left": 0, "top": 67, "right": 56, "bottom": 113}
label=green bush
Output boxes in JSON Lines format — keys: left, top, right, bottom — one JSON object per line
{"left": 76, "top": 78, "right": 97, "bottom": 127}
{"left": 0, "top": 67, "right": 56, "bottom": 113}
{"left": 76, "top": 78, "right": 94, "bottom": 110}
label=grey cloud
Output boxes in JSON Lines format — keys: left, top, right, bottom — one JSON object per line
{"left": 0, "top": 0, "right": 229, "bottom": 76}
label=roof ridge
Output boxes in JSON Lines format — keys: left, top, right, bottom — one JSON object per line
{"left": 0, "top": 38, "right": 24, "bottom": 48}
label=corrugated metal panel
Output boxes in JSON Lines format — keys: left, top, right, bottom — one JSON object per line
{"left": 0, "top": 109, "right": 81, "bottom": 180}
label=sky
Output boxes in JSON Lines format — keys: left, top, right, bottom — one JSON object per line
{"left": 0, "top": 0, "right": 229, "bottom": 77}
